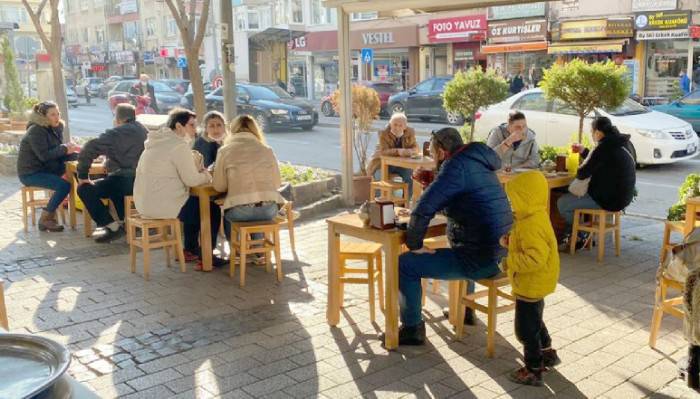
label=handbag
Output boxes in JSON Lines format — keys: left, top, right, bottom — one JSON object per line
{"left": 568, "top": 177, "right": 590, "bottom": 197}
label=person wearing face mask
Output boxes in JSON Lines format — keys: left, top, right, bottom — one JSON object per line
{"left": 76, "top": 104, "right": 148, "bottom": 243}
{"left": 367, "top": 112, "right": 419, "bottom": 197}
{"left": 178, "top": 111, "right": 228, "bottom": 268}
{"left": 130, "top": 74, "right": 159, "bottom": 114}
{"left": 557, "top": 116, "right": 636, "bottom": 250}
{"left": 389, "top": 127, "right": 513, "bottom": 346}
{"left": 486, "top": 110, "right": 540, "bottom": 169}
{"left": 134, "top": 108, "right": 211, "bottom": 221}
{"left": 17, "top": 101, "right": 80, "bottom": 232}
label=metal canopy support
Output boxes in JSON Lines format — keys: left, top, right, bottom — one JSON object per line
{"left": 337, "top": 9, "right": 354, "bottom": 206}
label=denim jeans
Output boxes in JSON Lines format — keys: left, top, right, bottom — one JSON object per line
{"left": 224, "top": 203, "right": 278, "bottom": 241}
{"left": 178, "top": 196, "right": 222, "bottom": 255}
{"left": 77, "top": 175, "right": 134, "bottom": 227}
{"left": 19, "top": 172, "right": 71, "bottom": 212}
{"left": 399, "top": 248, "right": 501, "bottom": 327}
{"left": 557, "top": 193, "right": 601, "bottom": 232}
{"left": 514, "top": 299, "right": 552, "bottom": 371}
{"left": 373, "top": 165, "right": 413, "bottom": 200}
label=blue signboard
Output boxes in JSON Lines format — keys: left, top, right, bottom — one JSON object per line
{"left": 177, "top": 57, "right": 187, "bottom": 68}
{"left": 361, "top": 48, "right": 373, "bottom": 65}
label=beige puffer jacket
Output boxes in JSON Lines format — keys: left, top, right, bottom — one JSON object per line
{"left": 668, "top": 228, "right": 700, "bottom": 345}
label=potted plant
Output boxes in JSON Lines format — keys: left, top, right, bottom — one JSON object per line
{"left": 443, "top": 68, "right": 509, "bottom": 143}
{"left": 2, "top": 36, "right": 27, "bottom": 130}
{"left": 332, "top": 85, "right": 381, "bottom": 204}
{"left": 668, "top": 174, "right": 700, "bottom": 221}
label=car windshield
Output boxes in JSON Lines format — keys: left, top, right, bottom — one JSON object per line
{"left": 151, "top": 81, "right": 177, "bottom": 93}
{"left": 261, "top": 85, "right": 293, "bottom": 99}
{"left": 605, "top": 98, "right": 649, "bottom": 116}
{"left": 246, "top": 85, "right": 285, "bottom": 101}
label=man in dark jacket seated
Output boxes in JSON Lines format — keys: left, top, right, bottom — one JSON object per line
{"left": 77, "top": 104, "right": 148, "bottom": 243}
{"left": 397, "top": 127, "right": 514, "bottom": 345}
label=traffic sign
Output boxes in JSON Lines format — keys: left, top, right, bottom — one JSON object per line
{"left": 212, "top": 76, "right": 224, "bottom": 88}
{"left": 361, "top": 48, "right": 373, "bottom": 65}
{"left": 177, "top": 57, "right": 187, "bottom": 68}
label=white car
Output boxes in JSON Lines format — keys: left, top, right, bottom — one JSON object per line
{"left": 474, "top": 89, "right": 699, "bottom": 166}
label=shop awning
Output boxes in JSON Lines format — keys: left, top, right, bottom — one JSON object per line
{"left": 250, "top": 27, "right": 306, "bottom": 45}
{"left": 481, "top": 41, "right": 548, "bottom": 54}
{"left": 547, "top": 39, "right": 627, "bottom": 55}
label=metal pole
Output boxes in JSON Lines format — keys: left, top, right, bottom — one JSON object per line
{"left": 338, "top": 9, "right": 353, "bottom": 205}
{"left": 221, "top": 0, "right": 237, "bottom": 121}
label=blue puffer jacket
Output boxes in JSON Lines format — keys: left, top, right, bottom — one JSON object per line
{"left": 406, "top": 143, "right": 513, "bottom": 264}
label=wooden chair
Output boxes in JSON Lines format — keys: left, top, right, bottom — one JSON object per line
{"left": 649, "top": 273, "right": 684, "bottom": 348}
{"left": 455, "top": 274, "right": 515, "bottom": 358}
{"left": 338, "top": 242, "right": 384, "bottom": 322}
{"left": 275, "top": 201, "right": 300, "bottom": 254}
{"left": 229, "top": 221, "right": 282, "bottom": 287}
{"left": 570, "top": 209, "right": 621, "bottom": 263}
{"left": 0, "top": 279, "right": 8, "bottom": 331}
{"left": 660, "top": 198, "right": 700, "bottom": 264}
{"left": 20, "top": 186, "right": 66, "bottom": 232}
{"left": 127, "top": 216, "right": 185, "bottom": 280}
{"left": 371, "top": 180, "right": 409, "bottom": 207}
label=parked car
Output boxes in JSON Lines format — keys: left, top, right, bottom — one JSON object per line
{"left": 205, "top": 83, "right": 318, "bottom": 131}
{"left": 474, "top": 88, "right": 699, "bottom": 166}
{"left": 108, "top": 80, "right": 184, "bottom": 114}
{"left": 652, "top": 90, "right": 700, "bottom": 134}
{"left": 66, "top": 87, "right": 78, "bottom": 107}
{"left": 320, "top": 81, "right": 400, "bottom": 117}
{"left": 98, "top": 76, "right": 136, "bottom": 98}
{"left": 181, "top": 82, "right": 215, "bottom": 110}
{"left": 387, "top": 76, "right": 464, "bottom": 125}
{"left": 160, "top": 79, "right": 190, "bottom": 95}
{"left": 76, "top": 77, "right": 104, "bottom": 97}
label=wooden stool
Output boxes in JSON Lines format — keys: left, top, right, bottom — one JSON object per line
{"left": 649, "top": 273, "right": 684, "bottom": 348}
{"left": 275, "top": 202, "right": 300, "bottom": 254}
{"left": 570, "top": 209, "right": 621, "bottom": 263}
{"left": 124, "top": 196, "right": 139, "bottom": 242}
{"left": 230, "top": 221, "right": 282, "bottom": 287}
{"left": 455, "top": 274, "right": 515, "bottom": 358}
{"left": 371, "top": 180, "right": 409, "bottom": 207}
{"left": 339, "top": 242, "right": 384, "bottom": 322}
{"left": 20, "top": 186, "right": 66, "bottom": 232}
{"left": 0, "top": 279, "right": 8, "bottom": 331}
{"left": 127, "top": 216, "right": 185, "bottom": 280}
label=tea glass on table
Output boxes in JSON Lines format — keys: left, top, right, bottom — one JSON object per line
{"left": 555, "top": 154, "right": 567, "bottom": 173}
{"left": 413, "top": 167, "right": 435, "bottom": 188}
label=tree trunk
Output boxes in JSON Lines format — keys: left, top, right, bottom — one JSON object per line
{"left": 186, "top": 49, "right": 206, "bottom": 123}
{"left": 50, "top": 51, "right": 69, "bottom": 141}
{"left": 577, "top": 114, "right": 584, "bottom": 144}
{"left": 469, "top": 114, "right": 476, "bottom": 143}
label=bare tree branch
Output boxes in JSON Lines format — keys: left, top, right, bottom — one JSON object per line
{"left": 21, "top": 0, "right": 50, "bottom": 49}
{"left": 193, "top": 0, "right": 211, "bottom": 49}
{"left": 36, "top": 0, "right": 49, "bottom": 16}
{"left": 188, "top": 0, "right": 197, "bottom": 40}
{"left": 164, "top": 0, "right": 188, "bottom": 36}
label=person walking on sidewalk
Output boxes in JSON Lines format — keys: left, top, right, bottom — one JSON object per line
{"left": 502, "top": 171, "right": 561, "bottom": 386}
{"left": 17, "top": 101, "right": 80, "bottom": 232}
{"left": 76, "top": 104, "right": 147, "bottom": 243}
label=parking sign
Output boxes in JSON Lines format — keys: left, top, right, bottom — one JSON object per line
{"left": 361, "top": 48, "right": 373, "bottom": 64}
{"left": 177, "top": 57, "right": 187, "bottom": 68}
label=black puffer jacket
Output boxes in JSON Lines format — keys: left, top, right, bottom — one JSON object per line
{"left": 77, "top": 121, "right": 148, "bottom": 179}
{"left": 192, "top": 135, "right": 220, "bottom": 168}
{"left": 17, "top": 110, "right": 75, "bottom": 176}
{"left": 407, "top": 143, "right": 513, "bottom": 263}
{"left": 577, "top": 133, "right": 636, "bottom": 212}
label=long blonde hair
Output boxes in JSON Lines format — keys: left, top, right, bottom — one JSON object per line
{"left": 226, "top": 115, "right": 266, "bottom": 145}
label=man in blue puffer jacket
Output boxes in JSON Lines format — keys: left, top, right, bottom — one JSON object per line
{"left": 397, "top": 127, "right": 513, "bottom": 345}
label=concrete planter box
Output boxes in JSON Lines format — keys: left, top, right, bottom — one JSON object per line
{"left": 0, "top": 153, "right": 18, "bottom": 176}
{"left": 0, "top": 130, "right": 24, "bottom": 146}
{"left": 290, "top": 174, "right": 341, "bottom": 207}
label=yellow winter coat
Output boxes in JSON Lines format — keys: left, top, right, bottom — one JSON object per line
{"left": 504, "top": 171, "right": 560, "bottom": 300}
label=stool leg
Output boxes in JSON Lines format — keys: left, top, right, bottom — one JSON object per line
{"left": 21, "top": 190, "right": 28, "bottom": 233}
{"left": 660, "top": 224, "right": 671, "bottom": 264}
{"left": 274, "top": 229, "right": 282, "bottom": 282}
{"left": 30, "top": 190, "right": 36, "bottom": 227}
{"left": 174, "top": 223, "right": 186, "bottom": 273}
{"left": 597, "top": 217, "right": 606, "bottom": 263}
{"left": 421, "top": 279, "right": 428, "bottom": 307}
{"left": 455, "top": 281, "right": 467, "bottom": 339}
{"left": 287, "top": 209, "right": 296, "bottom": 254}
{"left": 376, "top": 252, "right": 384, "bottom": 311}
{"left": 649, "top": 279, "right": 666, "bottom": 348}
{"left": 570, "top": 210, "right": 580, "bottom": 255}
{"left": 368, "top": 256, "right": 376, "bottom": 323}
{"left": 142, "top": 229, "right": 151, "bottom": 281}
{"left": 129, "top": 226, "right": 137, "bottom": 274}
{"left": 0, "top": 280, "right": 9, "bottom": 331}
{"left": 338, "top": 257, "right": 346, "bottom": 308}
{"left": 163, "top": 227, "right": 171, "bottom": 268}
{"left": 432, "top": 279, "right": 440, "bottom": 294}
{"left": 614, "top": 214, "right": 621, "bottom": 257}
{"left": 229, "top": 231, "right": 237, "bottom": 279}
{"left": 239, "top": 229, "right": 247, "bottom": 287}
{"left": 265, "top": 231, "right": 272, "bottom": 273}
{"left": 448, "top": 281, "right": 459, "bottom": 327}
{"left": 486, "top": 286, "right": 497, "bottom": 358}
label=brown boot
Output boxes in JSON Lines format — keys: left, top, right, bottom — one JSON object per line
{"left": 38, "top": 209, "right": 64, "bottom": 232}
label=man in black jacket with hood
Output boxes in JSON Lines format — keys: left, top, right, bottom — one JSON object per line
{"left": 77, "top": 104, "right": 147, "bottom": 243}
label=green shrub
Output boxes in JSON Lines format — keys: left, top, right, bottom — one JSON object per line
{"left": 539, "top": 145, "right": 560, "bottom": 164}
{"left": 667, "top": 173, "right": 700, "bottom": 221}
{"left": 279, "top": 162, "right": 329, "bottom": 185}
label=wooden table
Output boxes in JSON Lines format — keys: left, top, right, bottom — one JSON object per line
{"left": 380, "top": 155, "right": 435, "bottom": 201}
{"left": 326, "top": 213, "right": 446, "bottom": 350}
{"left": 498, "top": 172, "right": 574, "bottom": 213}
{"left": 190, "top": 184, "right": 221, "bottom": 272}
{"left": 65, "top": 161, "right": 106, "bottom": 234}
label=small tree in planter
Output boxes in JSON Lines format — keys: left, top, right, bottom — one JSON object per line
{"left": 1, "top": 36, "right": 26, "bottom": 120}
{"left": 668, "top": 174, "right": 700, "bottom": 221}
{"left": 331, "top": 85, "right": 381, "bottom": 203}
{"left": 540, "top": 59, "right": 629, "bottom": 143}
{"left": 443, "top": 68, "right": 509, "bottom": 142}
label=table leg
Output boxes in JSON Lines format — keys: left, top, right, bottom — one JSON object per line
{"left": 381, "top": 161, "right": 389, "bottom": 182}
{"left": 411, "top": 177, "right": 423, "bottom": 205}
{"left": 448, "top": 281, "right": 460, "bottom": 327}
{"left": 383, "top": 237, "right": 400, "bottom": 350}
{"left": 326, "top": 226, "right": 341, "bottom": 326}
{"left": 83, "top": 208, "right": 93, "bottom": 238}
{"left": 69, "top": 176, "right": 77, "bottom": 230}
{"left": 199, "top": 192, "right": 213, "bottom": 272}
{"left": 685, "top": 203, "right": 698, "bottom": 236}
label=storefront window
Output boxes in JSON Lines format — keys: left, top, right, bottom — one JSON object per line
{"left": 313, "top": 57, "right": 338, "bottom": 98}
{"left": 248, "top": 10, "right": 260, "bottom": 30}
{"left": 645, "top": 40, "right": 689, "bottom": 98}
{"left": 505, "top": 52, "right": 554, "bottom": 88}
{"left": 372, "top": 52, "right": 409, "bottom": 88}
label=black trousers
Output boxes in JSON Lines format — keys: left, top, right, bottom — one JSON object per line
{"left": 77, "top": 175, "right": 134, "bottom": 227}
{"left": 178, "top": 196, "right": 222, "bottom": 255}
{"left": 514, "top": 299, "right": 551, "bottom": 371}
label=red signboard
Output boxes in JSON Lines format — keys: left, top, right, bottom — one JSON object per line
{"left": 35, "top": 53, "right": 51, "bottom": 63}
{"left": 288, "top": 31, "right": 338, "bottom": 52}
{"left": 91, "top": 65, "right": 106, "bottom": 72}
{"left": 691, "top": 25, "right": 700, "bottom": 39}
{"left": 428, "top": 15, "right": 487, "bottom": 43}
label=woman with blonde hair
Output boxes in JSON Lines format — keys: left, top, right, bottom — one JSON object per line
{"left": 213, "top": 115, "right": 284, "bottom": 254}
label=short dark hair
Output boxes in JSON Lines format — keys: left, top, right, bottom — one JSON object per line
{"left": 167, "top": 108, "right": 196, "bottom": 130}
{"left": 591, "top": 116, "right": 620, "bottom": 137}
{"left": 508, "top": 110, "right": 526, "bottom": 124}
{"left": 115, "top": 103, "right": 136, "bottom": 123}
{"left": 431, "top": 127, "right": 464, "bottom": 154}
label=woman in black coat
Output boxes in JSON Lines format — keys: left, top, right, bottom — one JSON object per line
{"left": 17, "top": 101, "right": 79, "bottom": 231}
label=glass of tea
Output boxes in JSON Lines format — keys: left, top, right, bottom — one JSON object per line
{"left": 413, "top": 168, "right": 435, "bottom": 187}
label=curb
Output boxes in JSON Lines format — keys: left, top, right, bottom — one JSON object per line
{"left": 297, "top": 194, "right": 344, "bottom": 221}
{"left": 625, "top": 212, "right": 666, "bottom": 222}
{"left": 315, "top": 122, "right": 433, "bottom": 137}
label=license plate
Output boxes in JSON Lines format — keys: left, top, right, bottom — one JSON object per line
{"left": 688, "top": 144, "right": 697, "bottom": 154}
{"left": 297, "top": 115, "right": 312, "bottom": 121}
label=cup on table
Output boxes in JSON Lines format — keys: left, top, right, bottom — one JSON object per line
{"left": 571, "top": 143, "right": 584, "bottom": 154}
{"left": 555, "top": 154, "right": 567, "bottom": 172}
{"left": 413, "top": 168, "right": 435, "bottom": 187}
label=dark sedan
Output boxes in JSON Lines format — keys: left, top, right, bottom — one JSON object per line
{"left": 387, "top": 76, "right": 464, "bottom": 125}
{"left": 205, "top": 84, "right": 318, "bottom": 131}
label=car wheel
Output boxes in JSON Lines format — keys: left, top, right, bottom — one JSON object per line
{"left": 301, "top": 124, "right": 314, "bottom": 131}
{"left": 446, "top": 112, "right": 464, "bottom": 126}
{"left": 255, "top": 113, "right": 269, "bottom": 132}
{"left": 321, "top": 101, "right": 334, "bottom": 117}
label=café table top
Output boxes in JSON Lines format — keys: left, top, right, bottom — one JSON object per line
{"left": 380, "top": 155, "right": 435, "bottom": 169}
{"left": 497, "top": 171, "right": 575, "bottom": 188}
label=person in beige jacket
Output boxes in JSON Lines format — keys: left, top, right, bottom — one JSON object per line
{"left": 367, "top": 113, "right": 419, "bottom": 199}
{"left": 213, "top": 115, "right": 284, "bottom": 246}
{"left": 134, "top": 109, "right": 212, "bottom": 219}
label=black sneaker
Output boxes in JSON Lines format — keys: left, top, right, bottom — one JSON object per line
{"left": 379, "top": 321, "right": 426, "bottom": 346}
{"left": 442, "top": 308, "right": 476, "bottom": 326}
{"left": 543, "top": 348, "right": 561, "bottom": 369}
{"left": 95, "top": 227, "right": 125, "bottom": 243}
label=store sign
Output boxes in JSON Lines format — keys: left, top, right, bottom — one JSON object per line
{"left": 362, "top": 32, "right": 394, "bottom": 45}
{"left": 288, "top": 31, "right": 338, "bottom": 52}
{"left": 487, "top": 19, "right": 546, "bottom": 43}
{"left": 606, "top": 19, "right": 634, "bottom": 38}
{"left": 427, "top": 15, "right": 487, "bottom": 43}
{"left": 635, "top": 10, "right": 690, "bottom": 30}
{"left": 691, "top": 26, "right": 700, "bottom": 39}
{"left": 631, "top": 0, "right": 677, "bottom": 12}
{"left": 142, "top": 51, "right": 155, "bottom": 65}
{"left": 487, "top": 2, "right": 546, "bottom": 20}
{"left": 350, "top": 26, "right": 418, "bottom": 49}
{"left": 636, "top": 28, "right": 689, "bottom": 40}
{"left": 559, "top": 19, "right": 607, "bottom": 40}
